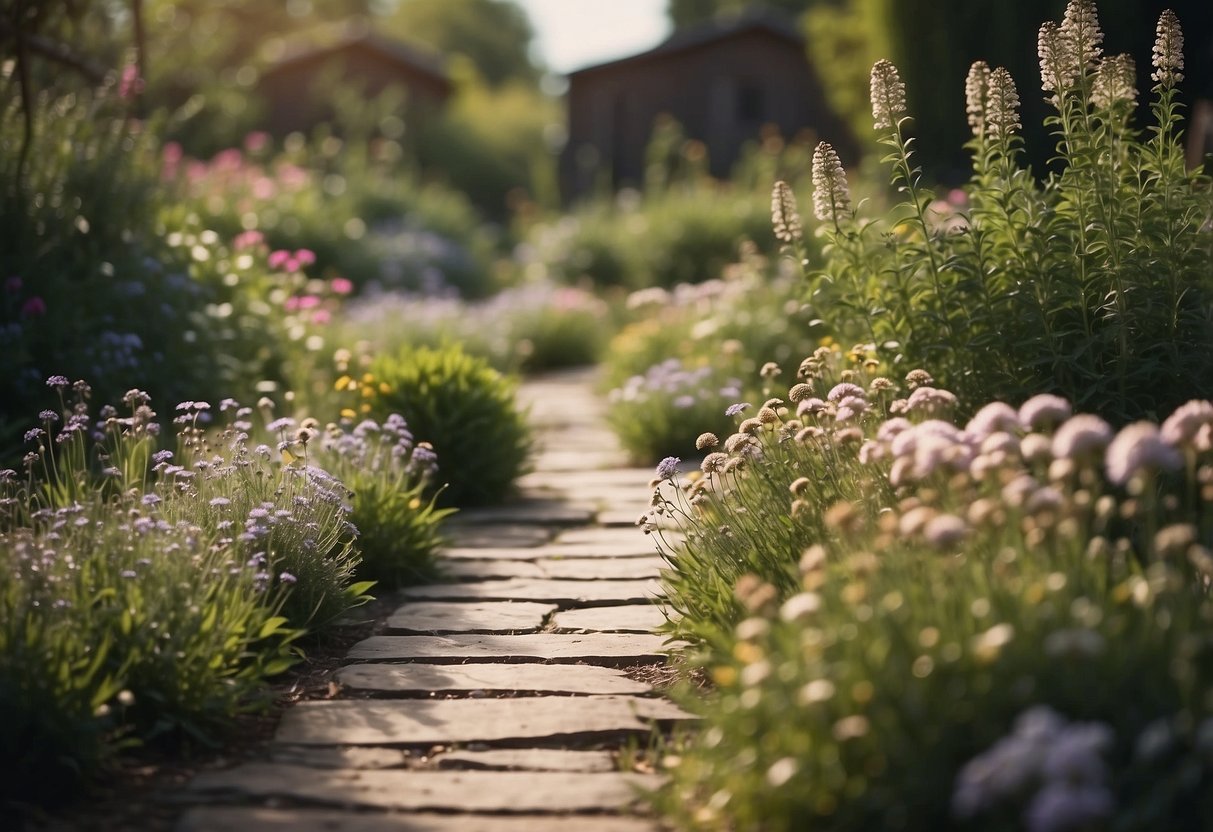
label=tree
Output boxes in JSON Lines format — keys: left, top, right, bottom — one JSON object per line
{"left": 667, "top": 0, "right": 824, "bottom": 27}
{"left": 379, "top": 0, "right": 538, "bottom": 87}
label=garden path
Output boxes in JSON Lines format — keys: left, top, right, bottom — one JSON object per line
{"left": 174, "top": 368, "right": 690, "bottom": 831}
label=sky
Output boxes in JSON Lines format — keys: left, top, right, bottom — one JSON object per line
{"left": 512, "top": 0, "right": 672, "bottom": 74}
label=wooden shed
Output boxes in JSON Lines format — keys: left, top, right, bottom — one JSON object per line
{"left": 560, "top": 9, "right": 852, "bottom": 200}
{"left": 257, "top": 24, "right": 451, "bottom": 137}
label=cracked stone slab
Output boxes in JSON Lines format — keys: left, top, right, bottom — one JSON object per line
{"left": 444, "top": 524, "right": 554, "bottom": 549}
{"left": 432, "top": 748, "right": 617, "bottom": 773}
{"left": 551, "top": 605, "right": 673, "bottom": 634}
{"left": 346, "top": 632, "right": 676, "bottom": 665}
{"left": 441, "top": 558, "right": 665, "bottom": 582}
{"left": 338, "top": 662, "right": 652, "bottom": 695}
{"left": 177, "top": 808, "right": 660, "bottom": 832}
{"left": 447, "top": 501, "right": 597, "bottom": 527}
{"left": 385, "top": 601, "right": 556, "bottom": 634}
{"left": 268, "top": 746, "right": 406, "bottom": 770}
{"left": 399, "top": 578, "right": 663, "bottom": 605}
{"left": 186, "top": 765, "right": 663, "bottom": 814}
{"left": 275, "top": 697, "right": 693, "bottom": 746}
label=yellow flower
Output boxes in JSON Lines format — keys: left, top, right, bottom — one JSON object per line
{"left": 334, "top": 375, "right": 352, "bottom": 391}
{"left": 340, "top": 407, "right": 357, "bottom": 420}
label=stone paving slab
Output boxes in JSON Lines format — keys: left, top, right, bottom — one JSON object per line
{"left": 447, "top": 501, "right": 597, "bottom": 527}
{"left": 346, "top": 633, "right": 676, "bottom": 664}
{"left": 338, "top": 662, "right": 651, "bottom": 695}
{"left": 399, "top": 578, "right": 663, "bottom": 605}
{"left": 517, "top": 469, "right": 656, "bottom": 491}
{"left": 187, "top": 765, "right": 663, "bottom": 813}
{"left": 441, "top": 541, "right": 659, "bottom": 560}
{"left": 177, "top": 808, "right": 660, "bottom": 832}
{"left": 532, "top": 451, "right": 632, "bottom": 472}
{"left": 268, "top": 746, "right": 406, "bottom": 770}
{"left": 275, "top": 697, "right": 693, "bottom": 746}
{"left": 444, "top": 524, "right": 554, "bottom": 549}
{"left": 554, "top": 528, "right": 658, "bottom": 546}
{"left": 385, "top": 601, "right": 555, "bottom": 634}
{"left": 433, "top": 748, "right": 617, "bottom": 773}
{"left": 442, "top": 557, "right": 666, "bottom": 582}
{"left": 551, "top": 605, "right": 673, "bottom": 634}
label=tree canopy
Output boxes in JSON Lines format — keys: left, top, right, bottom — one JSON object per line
{"left": 379, "top": 0, "right": 538, "bottom": 87}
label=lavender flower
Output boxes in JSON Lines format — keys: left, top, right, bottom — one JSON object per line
{"left": 1019, "top": 394, "right": 1072, "bottom": 430}
{"left": 1051, "top": 414, "right": 1113, "bottom": 459}
{"left": 725, "top": 402, "right": 752, "bottom": 418}
{"left": 46, "top": 375, "right": 70, "bottom": 390}
{"left": 655, "top": 457, "right": 680, "bottom": 481}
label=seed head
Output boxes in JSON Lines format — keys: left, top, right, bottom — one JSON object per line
{"left": 965, "top": 61, "right": 991, "bottom": 138}
{"left": 695, "top": 432, "right": 720, "bottom": 450}
{"left": 1060, "top": 0, "right": 1104, "bottom": 71}
{"left": 1152, "top": 9, "right": 1184, "bottom": 86}
{"left": 985, "top": 68, "right": 1021, "bottom": 141}
{"left": 810, "top": 142, "right": 852, "bottom": 223}
{"left": 1038, "top": 21, "right": 1074, "bottom": 94}
{"left": 1093, "top": 54, "right": 1137, "bottom": 108}
{"left": 788, "top": 383, "right": 813, "bottom": 402}
{"left": 770, "top": 181, "right": 803, "bottom": 243}
{"left": 870, "top": 59, "right": 907, "bottom": 130}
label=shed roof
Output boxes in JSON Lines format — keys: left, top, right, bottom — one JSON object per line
{"left": 568, "top": 8, "right": 803, "bottom": 78}
{"left": 262, "top": 22, "right": 451, "bottom": 90}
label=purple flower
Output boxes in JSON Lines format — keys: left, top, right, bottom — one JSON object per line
{"left": 725, "top": 402, "right": 752, "bottom": 417}
{"left": 965, "top": 402, "right": 1021, "bottom": 438}
{"left": 46, "top": 375, "right": 70, "bottom": 390}
{"left": 1025, "top": 783, "right": 1114, "bottom": 832}
{"left": 1160, "top": 399, "right": 1213, "bottom": 447}
{"left": 209, "top": 497, "right": 231, "bottom": 507}
{"left": 1051, "top": 415, "right": 1113, "bottom": 460}
{"left": 38, "top": 410, "right": 59, "bottom": 423}
{"left": 655, "top": 456, "right": 680, "bottom": 480}
{"left": 1105, "top": 422, "right": 1182, "bottom": 485}
{"left": 1019, "top": 394, "right": 1072, "bottom": 430}
{"left": 826, "top": 382, "right": 865, "bottom": 402}
{"left": 24, "top": 428, "right": 44, "bottom": 443}
{"left": 279, "top": 571, "right": 297, "bottom": 585}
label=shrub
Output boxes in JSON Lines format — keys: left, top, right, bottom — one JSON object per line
{"left": 309, "top": 413, "right": 454, "bottom": 587}
{"left": 606, "top": 359, "right": 743, "bottom": 465}
{"left": 652, "top": 341, "right": 1213, "bottom": 829}
{"left": 370, "top": 345, "right": 532, "bottom": 507}
{"left": 795, "top": 2, "right": 1213, "bottom": 424}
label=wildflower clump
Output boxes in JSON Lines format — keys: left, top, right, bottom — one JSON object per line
{"left": 654, "top": 350, "right": 1213, "bottom": 829}
{"left": 790, "top": 2, "right": 1213, "bottom": 425}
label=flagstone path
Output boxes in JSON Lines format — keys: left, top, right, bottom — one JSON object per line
{"left": 174, "top": 369, "right": 690, "bottom": 831}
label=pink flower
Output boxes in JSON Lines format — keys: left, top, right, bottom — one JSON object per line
{"left": 20, "top": 296, "right": 46, "bottom": 318}
{"left": 311, "top": 309, "right": 331, "bottom": 325}
{"left": 1051, "top": 414, "right": 1113, "bottom": 460}
{"left": 268, "top": 250, "right": 292, "bottom": 270}
{"left": 243, "top": 131, "right": 270, "bottom": 153}
{"left": 233, "top": 231, "right": 264, "bottom": 251}
{"left": 1019, "top": 394, "right": 1072, "bottom": 430}
{"left": 1105, "top": 422, "right": 1182, "bottom": 485}
{"left": 966, "top": 402, "right": 1021, "bottom": 438}
{"left": 294, "top": 249, "right": 316, "bottom": 267}
{"left": 118, "top": 63, "right": 143, "bottom": 99}
{"left": 5, "top": 276, "right": 22, "bottom": 293}
{"left": 1160, "top": 400, "right": 1213, "bottom": 448}
{"left": 296, "top": 295, "right": 321, "bottom": 310}
{"left": 283, "top": 297, "right": 300, "bottom": 312}
{"left": 329, "top": 277, "right": 353, "bottom": 295}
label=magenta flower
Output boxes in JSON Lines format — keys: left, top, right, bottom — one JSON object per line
{"left": 329, "top": 277, "right": 354, "bottom": 295}
{"left": 268, "top": 250, "right": 292, "bottom": 270}
{"left": 233, "top": 230, "right": 265, "bottom": 251}
{"left": 296, "top": 295, "right": 321, "bottom": 310}
{"left": 311, "top": 309, "right": 332, "bottom": 325}
{"left": 294, "top": 249, "right": 316, "bottom": 267}
{"left": 20, "top": 296, "right": 46, "bottom": 318}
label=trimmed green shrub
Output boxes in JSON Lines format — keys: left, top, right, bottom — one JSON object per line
{"left": 370, "top": 345, "right": 532, "bottom": 507}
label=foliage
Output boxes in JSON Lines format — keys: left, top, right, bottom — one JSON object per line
{"left": 165, "top": 134, "right": 497, "bottom": 298}
{"left": 798, "top": 5, "right": 1213, "bottom": 424}
{"left": 0, "top": 88, "right": 220, "bottom": 458}
{"left": 417, "top": 79, "right": 562, "bottom": 216}
{"left": 309, "top": 413, "right": 454, "bottom": 587}
{"left": 370, "top": 345, "right": 532, "bottom": 507}
{"left": 653, "top": 348, "right": 1213, "bottom": 829}
{"left": 334, "top": 281, "right": 614, "bottom": 376}
{"left": 376, "top": 0, "right": 539, "bottom": 87}
{"left": 606, "top": 359, "right": 744, "bottom": 464}
{"left": 0, "top": 379, "right": 374, "bottom": 805}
